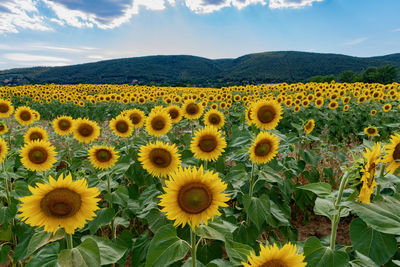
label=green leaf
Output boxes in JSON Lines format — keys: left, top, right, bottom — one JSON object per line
{"left": 350, "top": 218, "right": 397, "bottom": 265}
{"left": 181, "top": 259, "right": 205, "bottom": 267}
{"left": 224, "top": 239, "right": 253, "bottom": 266}
{"left": 26, "top": 243, "right": 60, "bottom": 267}
{"left": 298, "top": 182, "right": 332, "bottom": 197}
{"left": 86, "top": 208, "right": 115, "bottom": 234}
{"left": 58, "top": 238, "right": 100, "bottom": 267}
{"left": 145, "top": 224, "right": 190, "bottom": 267}
{"left": 349, "top": 252, "right": 379, "bottom": 267}
{"left": 313, "top": 197, "right": 336, "bottom": 220}
{"left": 196, "top": 219, "right": 235, "bottom": 241}
{"left": 81, "top": 236, "right": 127, "bottom": 265}
{"left": 206, "top": 259, "right": 233, "bottom": 267}
{"left": 243, "top": 194, "right": 270, "bottom": 229}
{"left": 346, "top": 196, "right": 400, "bottom": 235}
{"left": 0, "top": 244, "right": 11, "bottom": 264}
{"left": 304, "top": 237, "right": 349, "bottom": 267}
{"left": 25, "top": 231, "right": 52, "bottom": 258}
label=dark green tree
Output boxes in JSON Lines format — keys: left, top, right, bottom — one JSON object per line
{"left": 338, "top": 70, "right": 356, "bottom": 83}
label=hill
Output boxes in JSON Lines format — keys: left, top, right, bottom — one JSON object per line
{"left": 0, "top": 51, "right": 399, "bottom": 86}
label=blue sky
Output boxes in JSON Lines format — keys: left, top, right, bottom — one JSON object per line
{"left": 0, "top": 0, "right": 399, "bottom": 70}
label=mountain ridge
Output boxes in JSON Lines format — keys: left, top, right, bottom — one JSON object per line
{"left": 1, "top": 51, "right": 399, "bottom": 86}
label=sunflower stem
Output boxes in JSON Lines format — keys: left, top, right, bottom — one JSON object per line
{"left": 203, "top": 160, "right": 208, "bottom": 171}
{"left": 375, "top": 164, "right": 384, "bottom": 200}
{"left": 246, "top": 163, "right": 256, "bottom": 225}
{"left": 190, "top": 229, "right": 197, "bottom": 267}
{"left": 107, "top": 172, "right": 116, "bottom": 239}
{"left": 330, "top": 171, "right": 349, "bottom": 250}
{"left": 66, "top": 234, "right": 73, "bottom": 249}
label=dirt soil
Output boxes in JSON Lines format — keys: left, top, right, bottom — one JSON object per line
{"left": 292, "top": 207, "right": 353, "bottom": 245}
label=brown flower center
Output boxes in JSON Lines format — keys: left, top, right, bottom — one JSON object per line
{"left": 178, "top": 183, "right": 212, "bottom": 214}
{"left": 257, "top": 105, "right": 275, "bottom": 123}
{"left": 393, "top": 144, "right": 400, "bottom": 161}
{"left": 29, "top": 131, "right": 43, "bottom": 141}
{"left": 0, "top": 103, "right": 9, "bottom": 113}
{"left": 367, "top": 128, "right": 376, "bottom": 134}
{"left": 0, "top": 124, "right": 4, "bottom": 131}
{"left": 130, "top": 113, "right": 141, "bottom": 125}
{"left": 149, "top": 148, "right": 172, "bottom": 168}
{"left": 186, "top": 103, "right": 199, "bottom": 115}
{"left": 261, "top": 259, "right": 287, "bottom": 267}
{"left": 78, "top": 123, "right": 94, "bottom": 137}
{"left": 255, "top": 140, "right": 271, "bottom": 157}
{"left": 116, "top": 120, "right": 129, "bottom": 133}
{"left": 168, "top": 109, "right": 179, "bottom": 119}
{"left": 20, "top": 110, "right": 32, "bottom": 121}
{"left": 95, "top": 149, "right": 112, "bottom": 162}
{"left": 40, "top": 188, "right": 81, "bottom": 218}
{"left": 28, "top": 147, "right": 48, "bottom": 164}
{"left": 316, "top": 100, "right": 322, "bottom": 105}
{"left": 151, "top": 116, "right": 166, "bottom": 131}
{"left": 58, "top": 119, "right": 71, "bottom": 131}
{"left": 198, "top": 135, "right": 218, "bottom": 152}
{"left": 208, "top": 114, "right": 221, "bottom": 125}
{"left": 305, "top": 122, "right": 313, "bottom": 130}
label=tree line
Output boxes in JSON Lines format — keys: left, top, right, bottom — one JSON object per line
{"left": 308, "top": 65, "right": 398, "bottom": 84}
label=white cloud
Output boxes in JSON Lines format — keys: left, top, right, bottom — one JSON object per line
{"left": 3, "top": 53, "right": 71, "bottom": 62}
{"left": 87, "top": 55, "right": 105, "bottom": 60}
{"left": 184, "top": 0, "right": 265, "bottom": 14}
{"left": 32, "top": 45, "right": 86, "bottom": 53}
{"left": 394, "top": 28, "right": 400, "bottom": 32}
{"left": 43, "top": 0, "right": 175, "bottom": 30}
{"left": 344, "top": 37, "right": 368, "bottom": 46}
{"left": 269, "top": 0, "right": 323, "bottom": 9}
{"left": 0, "top": 0, "right": 51, "bottom": 34}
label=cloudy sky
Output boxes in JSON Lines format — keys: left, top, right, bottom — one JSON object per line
{"left": 0, "top": 0, "right": 399, "bottom": 69}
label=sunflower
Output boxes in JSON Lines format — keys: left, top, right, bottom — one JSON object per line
{"left": 343, "top": 104, "right": 349, "bottom": 111}
{"left": 0, "top": 99, "right": 14, "bottom": 118}
{"left": 15, "top": 106, "right": 35, "bottom": 125}
{"left": 110, "top": 115, "right": 134, "bottom": 138}
{"left": 53, "top": 116, "right": 74, "bottom": 136}
{"left": 359, "top": 142, "right": 381, "bottom": 204}
{"left": 32, "top": 110, "right": 40, "bottom": 121}
{"left": 328, "top": 101, "right": 339, "bottom": 110}
{"left": 204, "top": 109, "right": 225, "bottom": 129}
{"left": 138, "top": 141, "right": 181, "bottom": 178}
{"left": 315, "top": 97, "right": 324, "bottom": 108}
{"left": 125, "top": 108, "right": 145, "bottom": 128}
{"left": 364, "top": 126, "right": 378, "bottom": 137}
{"left": 166, "top": 105, "right": 183, "bottom": 123}
{"left": 383, "top": 103, "right": 392, "bottom": 112}
{"left": 0, "top": 138, "right": 8, "bottom": 162}
{"left": 245, "top": 106, "right": 254, "bottom": 126}
{"left": 304, "top": 119, "right": 315, "bottom": 134}
{"left": 251, "top": 100, "right": 282, "bottom": 130}
{"left": 0, "top": 123, "right": 8, "bottom": 135}
{"left": 383, "top": 133, "right": 400, "bottom": 174}
{"left": 145, "top": 111, "right": 172, "bottom": 137}
{"left": 20, "top": 140, "right": 57, "bottom": 172}
{"left": 19, "top": 173, "right": 100, "bottom": 234}
{"left": 243, "top": 243, "right": 306, "bottom": 267}
{"left": 73, "top": 118, "right": 100, "bottom": 143}
{"left": 293, "top": 105, "right": 301, "bottom": 113}
{"left": 370, "top": 109, "right": 377, "bottom": 116}
{"left": 158, "top": 166, "right": 229, "bottom": 229}
{"left": 249, "top": 131, "right": 279, "bottom": 164}
{"left": 24, "top": 127, "right": 48, "bottom": 143}
{"left": 183, "top": 100, "right": 204, "bottom": 120}
{"left": 88, "top": 145, "right": 119, "bottom": 170}
{"left": 190, "top": 126, "right": 227, "bottom": 162}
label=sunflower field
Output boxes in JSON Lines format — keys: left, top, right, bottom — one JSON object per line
{"left": 0, "top": 82, "right": 399, "bottom": 267}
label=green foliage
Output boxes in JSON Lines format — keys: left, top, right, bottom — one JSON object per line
{"left": 1, "top": 52, "right": 399, "bottom": 86}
